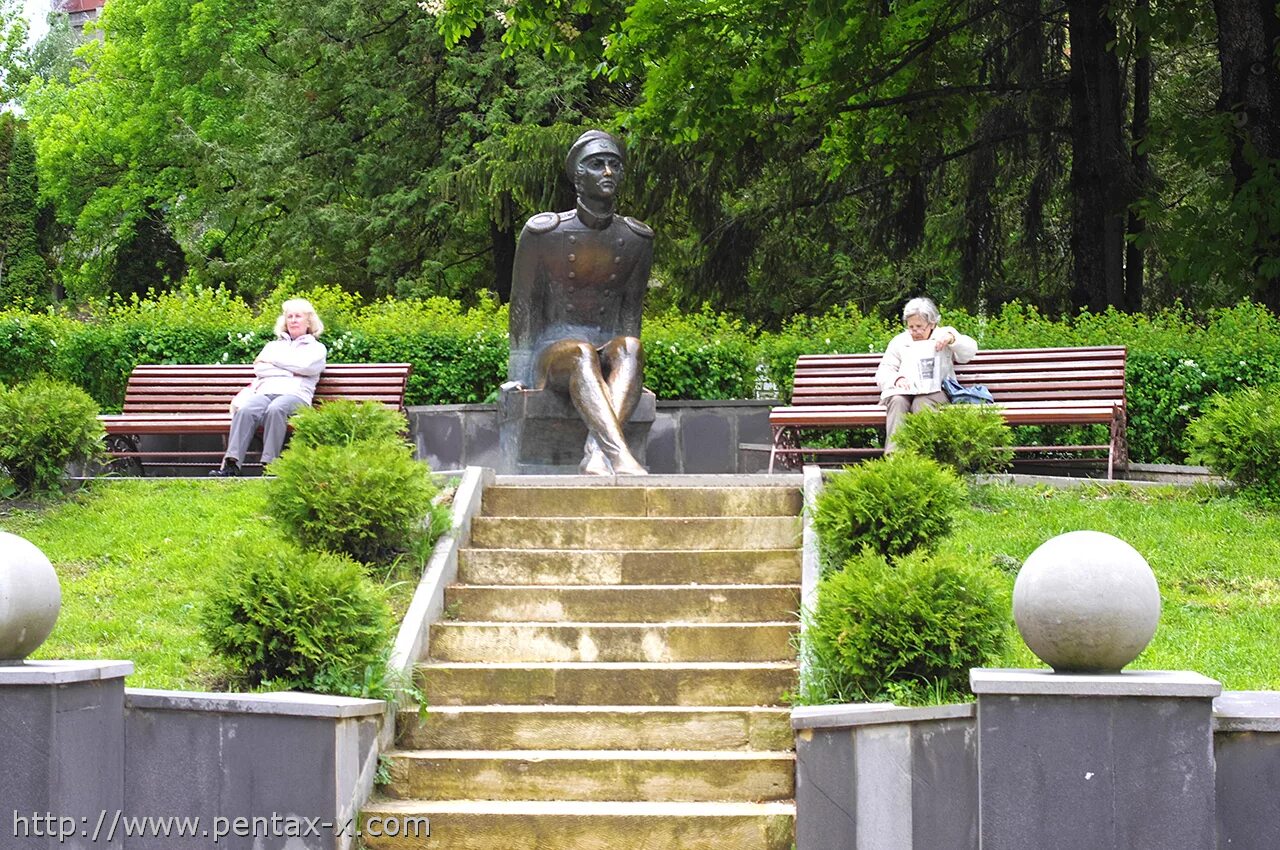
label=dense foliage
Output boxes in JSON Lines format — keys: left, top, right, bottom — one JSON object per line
{"left": 812, "top": 454, "right": 967, "bottom": 567}
{"left": 1, "top": 0, "right": 1272, "bottom": 327}
{"left": 804, "top": 549, "right": 1008, "bottom": 704}
{"left": 24, "top": 0, "right": 618, "bottom": 304}
{"left": 200, "top": 542, "right": 394, "bottom": 692}
{"left": 426, "top": 0, "right": 1279, "bottom": 322}
{"left": 0, "top": 376, "right": 103, "bottom": 493}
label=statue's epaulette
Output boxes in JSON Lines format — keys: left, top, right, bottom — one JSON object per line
{"left": 622, "top": 216, "right": 654, "bottom": 239}
{"left": 524, "top": 212, "right": 561, "bottom": 234}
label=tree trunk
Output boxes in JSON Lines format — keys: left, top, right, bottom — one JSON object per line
{"left": 1212, "top": 0, "right": 1280, "bottom": 310}
{"left": 1125, "top": 0, "right": 1151, "bottom": 313}
{"left": 1066, "top": 0, "right": 1130, "bottom": 313}
{"left": 490, "top": 192, "right": 516, "bottom": 303}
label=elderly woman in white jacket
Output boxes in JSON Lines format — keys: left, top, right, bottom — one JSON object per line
{"left": 875, "top": 297, "right": 977, "bottom": 452}
{"left": 210, "top": 299, "right": 328, "bottom": 477}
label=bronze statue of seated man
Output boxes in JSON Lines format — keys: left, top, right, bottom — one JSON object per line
{"left": 508, "top": 130, "right": 654, "bottom": 475}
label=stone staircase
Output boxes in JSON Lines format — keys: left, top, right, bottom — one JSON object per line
{"left": 362, "top": 478, "right": 803, "bottom": 849}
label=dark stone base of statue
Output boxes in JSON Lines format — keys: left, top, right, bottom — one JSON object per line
{"left": 498, "top": 386, "right": 656, "bottom": 475}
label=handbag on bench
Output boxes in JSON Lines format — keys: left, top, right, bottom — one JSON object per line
{"left": 942, "top": 376, "right": 995, "bottom": 405}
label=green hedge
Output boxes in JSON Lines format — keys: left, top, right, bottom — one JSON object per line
{"left": 3, "top": 288, "right": 1278, "bottom": 464}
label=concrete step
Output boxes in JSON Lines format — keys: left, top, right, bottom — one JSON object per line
{"left": 382, "top": 748, "right": 795, "bottom": 803}
{"left": 468, "top": 516, "right": 800, "bottom": 551}
{"left": 359, "top": 799, "right": 794, "bottom": 850}
{"left": 418, "top": 661, "right": 796, "bottom": 707}
{"left": 457, "top": 548, "right": 801, "bottom": 586}
{"left": 429, "top": 622, "right": 797, "bottom": 663}
{"left": 481, "top": 485, "right": 803, "bottom": 518}
{"left": 443, "top": 584, "right": 801, "bottom": 623}
{"left": 397, "top": 705, "right": 793, "bottom": 751}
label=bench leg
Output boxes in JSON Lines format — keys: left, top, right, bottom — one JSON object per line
{"left": 105, "top": 434, "right": 145, "bottom": 477}
{"left": 770, "top": 427, "right": 801, "bottom": 474}
{"left": 1109, "top": 407, "right": 1129, "bottom": 480}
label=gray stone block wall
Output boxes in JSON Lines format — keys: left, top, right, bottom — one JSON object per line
{"left": 791, "top": 703, "right": 978, "bottom": 850}
{"left": 105, "top": 399, "right": 776, "bottom": 476}
{"left": 406, "top": 398, "right": 776, "bottom": 474}
{"left": 122, "top": 690, "right": 384, "bottom": 850}
{"left": 1214, "top": 691, "right": 1280, "bottom": 849}
{"left": 1, "top": 662, "right": 132, "bottom": 849}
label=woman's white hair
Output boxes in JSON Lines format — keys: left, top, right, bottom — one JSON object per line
{"left": 902, "top": 297, "right": 941, "bottom": 325}
{"left": 274, "top": 298, "right": 324, "bottom": 337}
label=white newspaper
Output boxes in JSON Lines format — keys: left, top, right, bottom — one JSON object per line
{"left": 884, "top": 339, "right": 944, "bottom": 396}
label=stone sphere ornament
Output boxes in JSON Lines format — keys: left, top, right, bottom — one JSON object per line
{"left": 1013, "top": 530, "right": 1161, "bottom": 674}
{"left": 0, "top": 532, "right": 62, "bottom": 664}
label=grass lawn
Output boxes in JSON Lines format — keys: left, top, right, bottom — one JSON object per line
{"left": 2, "top": 478, "right": 1277, "bottom": 693}
{"left": 946, "top": 482, "right": 1280, "bottom": 689}
{"left": 0, "top": 479, "right": 423, "bottom": 690}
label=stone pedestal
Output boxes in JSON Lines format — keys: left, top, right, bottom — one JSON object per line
{"left": 971, "top": 669, "right": 1221, "bottom": 850}
{"left": 498, "top": 386, "right": 656, "bottom": 474}
{"left": 0, "top": 660, "right": 133, "bottom": 848}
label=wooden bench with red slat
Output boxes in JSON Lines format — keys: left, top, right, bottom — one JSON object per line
{"left": 769, "top": 346, "right": 1128, "bottom": 477}
{"left": 99, "top": 363, "right": 413, "bottom": 469}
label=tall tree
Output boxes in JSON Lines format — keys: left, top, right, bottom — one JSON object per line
{"left": 26, "top": 0, "right": 617, "bottom": 302}
{"left": 1211, "top": 0, "right": 1280, "bottom": 309}
{"left": 1065, "top": 0, "right": 1133, "bottom": 312}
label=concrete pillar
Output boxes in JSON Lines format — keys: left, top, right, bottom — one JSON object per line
{"left": 0, "top": 660, "right": 133, "bottom": 849}
{"left": 971, "top": 668, "right": 1221, "bottom": 850}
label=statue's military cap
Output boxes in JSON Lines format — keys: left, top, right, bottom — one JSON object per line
{"left": 566, "top": 130, "right": 625, "bottom": 178}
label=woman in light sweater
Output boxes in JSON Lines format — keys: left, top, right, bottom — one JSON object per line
{"left": 209, "top": 299, "right": 327, "bottom": 476}
{"left": 875, "top": 297, "right": 977, "bottom": 452}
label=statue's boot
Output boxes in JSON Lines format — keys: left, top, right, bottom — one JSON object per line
{"left": 582, "top": 434, "right": 647, "bottom": 476}
{"left": 579, "top": 440, "right": 612, "bottom": 475}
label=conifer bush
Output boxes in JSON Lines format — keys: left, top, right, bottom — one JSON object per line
{"left": 0, "top": 377, "right": 104, "bottom": 493}
{"left": 288, "top": 399, "right": 408, "bottom": 449}
{"left": 201, "top": 543, "right": 393, "bottom": 693}
{"left": 812, "top": 454, "right": 966, "bottom": 569}
{"left": 807, "top": 549, "right": 1007, "bottom": 703}
{"left": 267, "top": 440, "right": 439, "bottom": 563}
{"left": 893, "top": 404, "right": 1014, "bottom": 474}
{"left": 1187, "top": 384, "right": 1280, "bottom": 501}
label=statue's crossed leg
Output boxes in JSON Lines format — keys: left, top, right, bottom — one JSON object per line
{"left": 536, "top": 336, "right": 647, "bottom": 476}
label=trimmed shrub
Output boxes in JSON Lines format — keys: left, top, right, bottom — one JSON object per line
{"left": 642, "top": 306, "right": 759, "bottom": 400}
{"left": 807, "top": 549, "right": 1008, "bottom": 703}
{"left": 288, "top": 400, "right": 408, "bottom": 449}
{"left": 813, "top": 454, "right": 966, "bottom": 568}
{"left": 0, "top": 377, "right": 104, "bottom": 493}
{"left": 352, "top": 296, "right": 508, "bottom": 404}
{"left": 758, "top": 305, "right": 894, "bottom": 401}
{"left": 267, "top": 440, "right": 438, "bottom": 563}
{"left": 1187, "top": 384, "right": 1280, "bottom": 500}
{"left": 893, "top": 404, "right": 1014, "bottom": 474}
{"left": 201, "top": 543, "right": 393, "bottom": 692}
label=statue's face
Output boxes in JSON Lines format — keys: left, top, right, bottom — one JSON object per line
{"left": 576, "top": 153, "right": 624, "bottom": 205}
